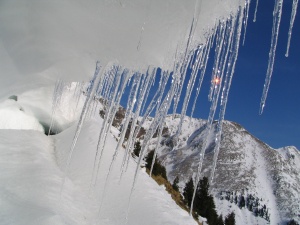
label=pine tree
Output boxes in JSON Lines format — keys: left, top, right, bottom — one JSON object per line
{"left": 287, "top": 219, "right": 299, "bottom": 225}
{"left": 183, "top": 177, "right": 194, "bottom": 207}
{"left": 145, "top": 150, "right": 167, "bottom": 179}
{"left": 172, "top": 176, "right": 179, "bottom": 192}
{"left": 194, "top": 177, "right": 218, "bottom": 225}
{"left": 133, "top": 141, "right": 141, "bottom": 157}
{"left": 239, "top": 195, "right": 245, "bottom": 208}
{"left": 216, "top": 215, "right": 224, "bottom": 225}
{"left": 234, "top": 195, "right": 238, "bottom": 205}
{"left": 145, "top": 150, "right": 154, "bottom": 170}
{"left": 224, "top": 212, "right": 235, "bottom": 225}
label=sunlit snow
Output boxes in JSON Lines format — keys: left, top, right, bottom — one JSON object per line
{"left": 0, "top": 0, "right": 299, "bottom": 224}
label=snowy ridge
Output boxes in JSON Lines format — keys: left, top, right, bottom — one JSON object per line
{"left": 131, "top": 114, "right": 300, "bottom": 224}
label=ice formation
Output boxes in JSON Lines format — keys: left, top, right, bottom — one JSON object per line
{"left": 15, "top": 0, "right": 299, "bottom": 218}
{"left": 259, "top": 0, "right": 284, "bottom": 114}
{"left": 0, "top": 0, "right": 299, "bottom": 223}
{"left": 286, "top": 0, "right": 299, "bottom": 57}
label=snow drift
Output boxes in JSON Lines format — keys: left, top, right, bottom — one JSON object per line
{"left": 0, "top": 0, "right": 243, "bottom": 98}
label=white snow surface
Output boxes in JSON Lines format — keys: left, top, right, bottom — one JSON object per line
{"left": 0, "top": 87, "right": 197, "bottom": 225}
{"left": 0, "top": 0, "right": 244, "bottom": 99}
{"left": 0, "top": 99, "right": 44, "bottom": 132}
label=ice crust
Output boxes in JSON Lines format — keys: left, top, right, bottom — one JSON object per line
{"left": 0, "top": 0, "right": 243, "bottom": 91}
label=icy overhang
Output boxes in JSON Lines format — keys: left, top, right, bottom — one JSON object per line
{"left": 0, "top": 0, "right": 244, "bottom": 87}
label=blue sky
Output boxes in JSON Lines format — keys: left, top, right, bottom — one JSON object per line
{"left": 219, "top": 0, "right": 300, "bottom": 149}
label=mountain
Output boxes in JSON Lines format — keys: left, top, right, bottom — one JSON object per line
{"left": 1, "top": 84, "right": 299, "bottom": 225}
{"left": 132, "top": 114, "right": 300, "bottom": 224}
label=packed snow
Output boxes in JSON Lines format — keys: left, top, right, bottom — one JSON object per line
{"left": 0, "top": 86, "right": 197, "bottom": 225}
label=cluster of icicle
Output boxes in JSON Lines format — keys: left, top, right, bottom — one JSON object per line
{"left": 49, "top": 0, "right": 298, "bottom": 222}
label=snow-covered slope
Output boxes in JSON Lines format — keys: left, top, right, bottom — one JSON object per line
{"left": 135, "top": 115, "right": 300, "bottom": 224}
{"left": 0, "top": 87, "right": 197, "bottom": 225}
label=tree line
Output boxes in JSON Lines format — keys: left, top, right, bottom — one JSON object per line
{"left": 133, "top": 141, "right": 235, "bottom": 225}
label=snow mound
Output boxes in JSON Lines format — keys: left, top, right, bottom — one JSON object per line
{"left": 0, "top": 99, "right": 44, "bottom": 132}
{"left": 0, "top": 113, "right": 197, "bottom": 225}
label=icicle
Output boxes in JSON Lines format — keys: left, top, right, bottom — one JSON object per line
{"left": 242, "top": 0, "right": 251, "bottom": 46}
{"left": 253, "top": 0, "right": 259, "bottom": 22}
{"left": 118, "top": 71, "right": 169, "bottom": 176}
{"left": 210, "top": 12, "right": 243, "bottom": 184}
{"left": 208, "top": 22, "right": 227, "bottom": 101}
{"left": 172, "top": 50, "right": 195, "bottom": 119}
{"left": 48, "top": 79, "right": 60, "bottom": 135}
{"left": 91, "top": 66, "right": 127, "bottom": 187}
{"left": 87, "top": 97, "right": 97, "bottom": 120}
{"left": 149, "top": 124, "right": 164, "bottom": 176}
{"left": 95, "top": 71, "right": 131, "bottom": 216}
{"left": 48, "top": 79, "right": 66, "bottom": 135}
{"left": 121, "top": 68, "right": 156, "bottom": 174}
{"left": 140, "top": 69, "right": 156, "bottom": 115}
{"left": 285, "top": 0, "right": 298, "bottom": 57}
{"left": 190, "top": 32, "right": 214, "bottom": 120}
{"left": 190, "top": 8, "right": 244, "bottom": 214}
{"left": 172, "top": 0, "right": 202, "bottom": 117}
{"left": 260, "top": 0, "right": 283, "bottom": 114}
{"left": 60, "top": 61, "right": 102, "bottom": 196}
{"left": 114, "top": 74, "right": 142, "bottom": 172}
{"left": 176, "top": 46, "right": 203, "bottom": 138}
{"left": 126, "top": 69, "right": 181, "bottom": 220}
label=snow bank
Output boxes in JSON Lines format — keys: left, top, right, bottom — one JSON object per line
{"left": 0, "top": 0, "right": 243, "bottom": 97}
{"left": 0, "top": 116, "right": 197, "bottom": 225}
{"left": 0, "top": 99, "right": 44, "bottom": 132}
{"left": 0, "top": 84, "right": 85, "bottom": 133}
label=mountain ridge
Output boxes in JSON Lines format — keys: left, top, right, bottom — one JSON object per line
{"left": 110, "top": 107, "right": 299, "bottom": 224}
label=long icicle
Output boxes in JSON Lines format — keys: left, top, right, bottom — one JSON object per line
{"left": 172, "top": 0, "right": 201, "bottom": 117}
{"left": 242, "top": 0, "right": 251, "bottom": 45}
{"left": 285, "top": 0, "right": 298, "bottom": 57}
{"left": 190, "top": 31, "right": 215, "bottom": 121}
{"left": 176, "top": 46, "right": 203, "bottom": 138}
{"left": 60, "top": 61, "right": 102, "bottom": 196}
{"left": 208, "top": 22, "right": 227, "bottom": 101}
{"left": 91, "top": 66, "right": 125, "bottom": 188}
{"left": 48, "top": 79, "right": 61, "bottom": 135}
{"left": 260, "top": 0, "right": 284, "bottom": 114}
{"left": 190, "top": 7, "right": 244, "bottom": 215}
{"left": 117, "top": 74, "right": 142, "bottom": 172}
{"left": 96, "top": 71, "right": 131, "bottom": 217}
{"left": 122, "top": 68, "right": 157, "bottom": 174}
{"left": 118, "top": 71, "right": 170, "bottom": 181}
{"left": 253, "top": 0, "right": 259, "bottom": 22}
{"left": 210, "top": 11, "right": 243, "bottom": 184}
{"left": 125, "top": 68, "right": 182, "bottom": 223}
{"left": 140, "top": 69, "right": 156, "bottom": 115}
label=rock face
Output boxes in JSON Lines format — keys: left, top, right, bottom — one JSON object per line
{"left": 142, "top": 116, "right": 300, "bottom": 224}
{"left": 106, "top": 104, "right": 299, "bottom": 224}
